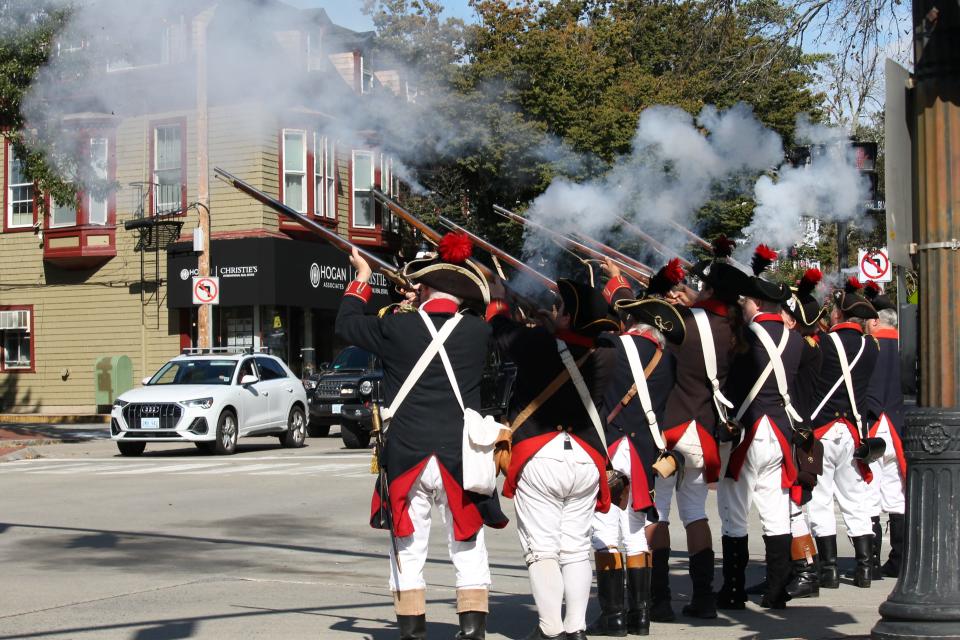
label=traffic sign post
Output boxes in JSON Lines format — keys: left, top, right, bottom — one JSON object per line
{"left": 192, "top": 276, "right": 220, "bottom": 305}
{"left": 858, "top": 248, "right": 892, "bottom": 283}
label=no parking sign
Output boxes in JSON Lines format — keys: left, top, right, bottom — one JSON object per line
{"left": 858, "top": 248, "right": 892, "bottom": 283}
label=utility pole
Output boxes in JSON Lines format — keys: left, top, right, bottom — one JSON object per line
{"left": 872, "top": 2, "right": 960, "bottom": 638}
{"left": 195, "top": 10, "right": 213, "bottom": 349}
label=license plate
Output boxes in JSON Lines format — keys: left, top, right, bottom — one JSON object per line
{"left": 331, "top": 404, "right": 342, "bottom": 414}
{"left": 141, "top": 417, "right": 160, "bottom": 429}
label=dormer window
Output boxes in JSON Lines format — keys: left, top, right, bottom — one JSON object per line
{"left": 106, "top": 23, "right": 174, "bottom": 71}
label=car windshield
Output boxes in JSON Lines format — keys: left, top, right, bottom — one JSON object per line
{"left": 331, "top": 347, "right": 371, "bottom": 370}
{"left": 148, "top": 360, "right": 237, "bottom": 385}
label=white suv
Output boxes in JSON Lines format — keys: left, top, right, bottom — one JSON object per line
{"left": 110, "top": 349, "right": 308, "bottom": 456}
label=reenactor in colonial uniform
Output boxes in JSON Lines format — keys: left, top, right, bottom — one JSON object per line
{"left": 806, "top": 278, "right": 880, "bottom": 590}
{"left": 778, "top": 268, "right": 828, "bottom": 599}
{"left": 336, "top": 234, "right": 509, "bottom": 640}
{"left": 647, "top": 236, "right": 749, "bottom": 621}
{"left": 587, "top": 259, "right": 685, "bottom": 636}
{"left": 863, "top": 282, "right": 907, "bottom": 578}
{"left": 486, "top": 277, "right": 619, "bottom": 640}
{"left": 716, "top": 245, "right": 803, "bottom": 610}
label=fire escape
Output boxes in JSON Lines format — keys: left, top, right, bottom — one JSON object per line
{"left": 123, "top": 182, "right": 184, "bottom": 328}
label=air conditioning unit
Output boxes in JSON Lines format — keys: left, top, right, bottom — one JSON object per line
{"left": 0, "top": 310, "right": 29, "bottom": 330}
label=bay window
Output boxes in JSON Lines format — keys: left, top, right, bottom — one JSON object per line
{"left": 0, "top": 307, "right": 33, "bottom": 372}
{"left": 352, "top": 150, "right": 374, "bottom": 228}
{"left": 6, "top": 145, "right": 34, "bottom": 230}
{"left": 153, "top": 122, "right": 184, "bottom": 215}
{"left": 282, "top": 129, "right": 307, "bottom": 213}
{"left": 88, "top": 138, "right": 109, "bottom": 224}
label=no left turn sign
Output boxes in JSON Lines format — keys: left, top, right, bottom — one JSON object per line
{"left": 192, "top": 276, "right": 220, "bottom": 305}
{"left": 858, "top": 248, "right": 891, "bottom": 283}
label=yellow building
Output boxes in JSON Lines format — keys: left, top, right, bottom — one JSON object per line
{"left": 0, "top": 3, "right": 403, "bottom": 413}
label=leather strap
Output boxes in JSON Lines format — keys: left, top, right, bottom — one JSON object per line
{"left": 735, "top": 323, "right": 789, "bottom": 421}
{"left": 557, "top": 339, "right": 608, "bottom": 459}
{"left": 828, "top": 332, "right": 865, "bottom": 433}
{"left": 608, "top": 337, "right": 664, "bottom": 449}
{"left": 418, "top": 310, "right": 465, "bottom": 412}
{"left": 691, "top": 308, "right": 734, "bottom": 423}
{"left": 509, "top": 347, "right": 594, "bottom": 434}
{"left": 811, "top": 334, "right": 866, "bottom": 421}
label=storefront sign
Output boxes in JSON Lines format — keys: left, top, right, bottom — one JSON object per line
{"left": 168, "top": 238, "right": 393, "bottom": 310}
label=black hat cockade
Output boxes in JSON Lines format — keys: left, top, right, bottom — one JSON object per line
{"left": 833, "top": 277, "right": 879, "bottom": 320}
{"left": 783, "top": 268, "right": 828, "bottom": 328}
{"left": 402, "top": 232, "right": 491, "bottom": 304}
{"left": 557, "top": 278, "right": 621, "bottom": 337}
{"left": 688, "top": 234, "right": 753, "bottom": 303}
{"left": 742, "top": 244, "right": 791, "bottom": 303}
{"left": 614, "top": 258, "right": 687, "bottom": 345}
{"left": 863, "top": 280, "right": 895, "bottom": 312}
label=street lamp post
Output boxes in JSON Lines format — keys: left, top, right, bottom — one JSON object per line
{"left": 872, "top": 2, "right": 960, "bottom": 638}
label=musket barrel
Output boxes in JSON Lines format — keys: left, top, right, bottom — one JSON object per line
{"left": 615, "top": 216, "right": 693, "bottom": 268}
{"left": 214, "top": 167, "right": 409, "bottom": 286}
{"left": 664, "top": 220, "right": 750, "bottom": 271}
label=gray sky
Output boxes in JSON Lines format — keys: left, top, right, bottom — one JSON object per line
{"left": 283, "top": 0, "right": 477, "bottom": 32}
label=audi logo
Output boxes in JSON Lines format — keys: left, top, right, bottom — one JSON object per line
{"left": 141, "top": 405, "right": 161, "bottom": 414}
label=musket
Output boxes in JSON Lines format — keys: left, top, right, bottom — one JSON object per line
{"left": 369, "top": 401, "right": 401, "bottom": 572}
{"left": 437, "top": 216, "right": 558, "bottom": 291}
{"left": 569, "top": 231, "right": 655, "bottom": 276}
{"left": 615, "top": 216, "right": 694, "bottom": 268}
{"left": 665, "top": 220, "right": 750, "bottom": 271}
{"left": 493, "top": 204, "right": 650, "bottom": 285}
{"left": 214, "top": 168, "right": 412, "bottom": 288}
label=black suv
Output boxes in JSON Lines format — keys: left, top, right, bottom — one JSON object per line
{"left": 305, "top": 345, "right": 517, "bottom": 449}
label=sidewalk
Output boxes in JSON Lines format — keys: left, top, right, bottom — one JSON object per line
{"left": 0, "top": 422, "right": 110, "bottom": 459}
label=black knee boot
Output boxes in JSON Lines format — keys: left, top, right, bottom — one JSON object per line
{"left": 815, "top": 535, "right": 839, "bottom": 588}
{"left": 883, "top": 513, "right": 905, "bottom": 577}
{"left": 397, "top": 614, "right": 426, "bottom": 640}
{"left": 586, "top": 552, "right": 626, "bottom": 637}
{"left": 626, "top": 555, "right": 652, "bottom": 636}
{"left": 760, "top": 534, "right": 793, "bottom": 609}
{"left": 716, "top": 535, "right": 748, "bottom": 609}
{"left": 871, "top": 516, "right": 885, "bottom": 580}
{"left": 852, "top": 535, "right": 873, "bottom": 588}
{"left": 681, "top": 549, "right": 717, "bottom": 619}
{"left": 649, "top": 548, "right": 674, "bottom": 622}
{"left": 455, "top": 612, "right": 486, "bottom": 639}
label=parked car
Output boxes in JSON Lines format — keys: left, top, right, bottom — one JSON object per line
{"left": 110, "top": 349, "right": 309, "bottom": 456}
{"left": 305, "top": 345, "right": 517, "bottom": 449}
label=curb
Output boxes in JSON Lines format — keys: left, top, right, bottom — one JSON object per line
{"left": 0, "top": 446, "right": 44, "bottom": 462}
{"left": 0, "top": 414, "right": 110, "bottom": 425}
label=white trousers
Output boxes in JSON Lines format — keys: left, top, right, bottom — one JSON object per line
{"left": 591, "top": 438, "right": 649, "bottom": 555}
{"left": 515, "top": 436, "right": 601, "bottom": 565}
{"left": 867, "top": 415, "right": 906, "bottom": 516}
{"left": 808, "top": 422, "right": 874, "bottom": 538}
{"left": 651, "top": 421, "right": 709, "bottom": 526}
{"left": 388, "top": 457, "right": 491, "bottom": 592}
{"left": 717, "top": 417, "right": 791, "bottom": 537}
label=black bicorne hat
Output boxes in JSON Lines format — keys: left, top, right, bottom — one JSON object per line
{"left": 402, "top": 232, "right": 490, "bottom": 304}
{"left": 783, "top": 268, "right": 828, "bottom": 328}
{"left": 688, "top": 234, "right": 752, "bottom": 303}
{"left": 833, "top": 277, "right": 878, "bottom": 320}
{"left": 614, "top": 259, "right": 686, "bottom": 345}
{"left": 557, "top": 278, "right": 621, "bottom": 337}
{"left": 863, "top": 280, "right": 895, "bottom": 312}
{"left": 741, "top": 244, "right": 791, "bottom": 303}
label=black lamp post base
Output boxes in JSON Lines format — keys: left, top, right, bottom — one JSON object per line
{"left": 871, "top": 407, "right": 960, "bottom": 640}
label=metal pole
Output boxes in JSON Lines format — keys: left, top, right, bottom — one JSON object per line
{"left": 872, "top": 2, "right": 960, "bottom": 638}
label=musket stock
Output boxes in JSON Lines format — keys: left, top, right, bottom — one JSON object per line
{"left": 214, "top": 167, "right": 411, "bottom": 287}
{"left": 492, "top": 204, "right": 650, "bottom": 285}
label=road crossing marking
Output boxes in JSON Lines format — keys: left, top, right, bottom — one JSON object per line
{"left": 0, "top": 457, "right": 370, "bottom": 478}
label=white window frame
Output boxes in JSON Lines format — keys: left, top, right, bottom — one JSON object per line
{"left": 314, "top": 134, "right": 336, "bottom": 220}
{"left": 0, "top": 309, "right": 31, "bottom": 371}
{"left": 326, "top": 139, "right": 336, "bottom": 220}
{"left": 6, "top": 145, "right": 34, "bottom": 229}
{"left": 282, "top": 129, "right": 307, "bottom": 214}
{"left": 351, "top": 150, "right": 375, "bottom": 229}
{"left": 88, "top": 137, "right": 109, "bottom": 225}
{"left": 153, "top": 124, "right": 183, "bottom": 215}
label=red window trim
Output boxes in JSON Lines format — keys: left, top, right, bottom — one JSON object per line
{"left": 148, "top": 117, "right": 188, "bottom": 216}
{"left": 0, "top": 304, "right": 35, "bottom": 374}
{"left": 44, "top": 132, "right": 118, "bottom": 230}
{"left": 2, "top": 137, "right": 39, "bottom": 233}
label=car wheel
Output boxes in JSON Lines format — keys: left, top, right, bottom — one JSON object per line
{"left": 212, "top": 410, "right": 238, "bottom": 455}
{"left": 307, "top": 421, "right": 330, "bottom": 438}
{"left": 281, "top": 406, "right": 307, "bottom": 448}
{"left": 117, "top": 441, "right": 146, "bottom": 457}
{"left": 341, "top": 420, "right": 371, "bottom": 449}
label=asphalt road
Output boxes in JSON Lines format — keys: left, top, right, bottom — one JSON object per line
{"left": 0, "top": 432, "right": 893, "bottom": 639}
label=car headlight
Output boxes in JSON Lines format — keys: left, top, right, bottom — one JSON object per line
{"left": 303, "top": 379, "right": 317, "bottom": 390}
{"left": 359, "top": 380, "right": 373, "bottom": 396}
{"left": 113, "top": 399, "right": 128, "bottom": 408}
{"left": 183, "top": 397, "right": 214, "bottom": 409}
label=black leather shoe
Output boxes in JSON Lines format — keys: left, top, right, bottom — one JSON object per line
{"left": 649, "top": 598, "right": 675, "bottom": 623}
{"left": 852, "top": 535, "right": 873, "bottom": 588}
{"left": 522, "top": 628, "right": 565, "bottom": 640}
{"left": 567, "top": 631, "right": 588, "bottom": 640}
{"left": 398, "top": 614, "right": 427, "bottom": 640}
{"left": 455, "top": 611, "right": 486, "bottom": 639}
{"left": 681, "top": 550, "right": 717, "bottom": 619}
{"left": 761, "top": 534, "right": 793, "bottom": 609}
{"left": 785, "top": 558, "right": 820, "bottom": 598}
{"left": 587, "top": 561, "right": 627, "bottom": 637}
{"left": 882, "top": 513, "right": 905, "bottom": 577}
{"left": 815, "top": 535, "right": 840, "bottom": 589}
{"left": 626, "top": 565, "right": 651, "bottom": 636}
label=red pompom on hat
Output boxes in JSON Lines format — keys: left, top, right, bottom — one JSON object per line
{"left": 647, "top": 257, "right": 686, "bottom": 297}
{"left": 797, "top": 268, "right": 822, "bottom": 299}
{"left": 845, "top": 276, "right": 863, "bottom": 294}
{"left": 863, "top": 280, "right": 881, "bottom": 299}
{"left": 751, "top": 244, "right": 778, "bottom": 276}
{"left": 437, "top": 231, "right": 473, "bottom": 264}
{"left": 712, "top": 234, "right": 735, "bottom": 258}
{"left": 664, "top": 258, "right": 685, "bottom": 285}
